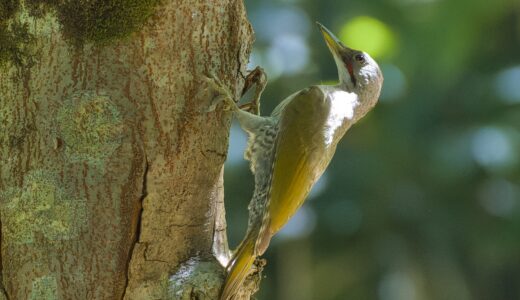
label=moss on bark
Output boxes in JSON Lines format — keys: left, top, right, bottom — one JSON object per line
{"left": 0, "top": 21, "right": 35, "bottom": 68}
{"left": 0, "top": 1, "right": 35, "bottom": 68}
{"left": 26, "top": 0, "right": 161, "bottom": 44}
{"left": 0, "top": 0, "right": 160, "bottom": 67}
{"left": 0, "top": 0, "right": 19, "bottom": 19}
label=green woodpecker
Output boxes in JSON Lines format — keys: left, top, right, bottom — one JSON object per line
{"left": 208, "top": 22, "right": 383, "bottom": 300}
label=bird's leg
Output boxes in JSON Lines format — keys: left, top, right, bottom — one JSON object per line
{"left": 203, "top": 70, "right": 271, "bottom": 133}
{"left": 239, "top": 67, "right": 267, "bottom": 115}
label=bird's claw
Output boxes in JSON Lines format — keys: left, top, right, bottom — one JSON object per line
{"left": 202, "top": 73, "right": 237, "bottom": 113}
{"left": 238, "top": 67, "right": 267, "bottom": 115}
{"left": 239, "top": 102, "right": 259, "bottom": 114}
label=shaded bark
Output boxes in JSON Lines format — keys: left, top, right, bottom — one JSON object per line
{"left": 0, "top": 0, "right": 254, "bottom": 299}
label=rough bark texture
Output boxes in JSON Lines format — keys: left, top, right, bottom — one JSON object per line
{"left": 0, "top": 0, "right": 253, "bottom": 299}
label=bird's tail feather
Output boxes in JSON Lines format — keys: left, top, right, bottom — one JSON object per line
{"left": 219, "top": 237, "right": 256, "bottom": 300}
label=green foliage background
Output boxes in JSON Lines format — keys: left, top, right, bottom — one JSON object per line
{"left": 224, "top": 0, "right": 520, "bottom": 299}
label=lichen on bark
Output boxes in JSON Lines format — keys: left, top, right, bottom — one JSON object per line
{"left": 169, "top": 257, "right": 225, "bottom": 300}
{"left": 29, "top": 275, "right": 58, "bottom": 300}
{"left": 0, "top": 169, "right": 88, "bottom": 245}
{"left": 56, "top": 91, "right": 124, "bottom": 168}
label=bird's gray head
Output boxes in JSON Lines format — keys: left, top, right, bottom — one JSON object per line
{"left": 317, "top": 22, "right": 383, "bottom": 109}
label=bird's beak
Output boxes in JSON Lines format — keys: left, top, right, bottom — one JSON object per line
{"left": 316, "top": 22, "right": 355, "bottom": 59}
{"left": 316, "top": 22, "right": 357, "bottom": 85}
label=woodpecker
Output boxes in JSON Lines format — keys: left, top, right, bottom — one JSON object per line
{"left": 208, "top": 22, "right": 383, "bottom": 300}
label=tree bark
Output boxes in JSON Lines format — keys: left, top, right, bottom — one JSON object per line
{"left": 0, "top": 0, "right": 254, "bottom": 299}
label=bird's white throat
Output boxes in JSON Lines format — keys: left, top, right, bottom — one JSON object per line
{"left": 323, "top": 89, "right": 359, "bottom": 146}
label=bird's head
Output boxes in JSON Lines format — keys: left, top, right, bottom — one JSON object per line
{"left": 317, "top": 22, "right": 383, "bottom": 105}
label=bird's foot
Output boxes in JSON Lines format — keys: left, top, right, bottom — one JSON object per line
{"left": 239, "top": 67, "right": 267, "bottom": 115}
{"left": 202, "top": 73, "right": 237, "bottom": 113}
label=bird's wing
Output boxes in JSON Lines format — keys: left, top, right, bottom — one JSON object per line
{"left": 256, "top": 86, "right": 328, "bottom": 254}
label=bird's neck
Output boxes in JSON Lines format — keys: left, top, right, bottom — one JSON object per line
{"left": 335, "top": 80, "right": 353, "bottom": 93}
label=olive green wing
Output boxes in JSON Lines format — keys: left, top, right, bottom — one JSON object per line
{"left": 256, "top": 86, "right": 328, "bottom": 254}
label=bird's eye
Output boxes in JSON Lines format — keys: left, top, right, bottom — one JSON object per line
{"left": 354, "top": 54, "right": 365, "bottom": 63}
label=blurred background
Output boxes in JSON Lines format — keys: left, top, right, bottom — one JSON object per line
{"left": 224, "top": 0, "right": 520, "bottom": 299}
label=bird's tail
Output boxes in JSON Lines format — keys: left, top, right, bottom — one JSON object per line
{"left": 219, "top": 236, "right": 256, "bottom": 300}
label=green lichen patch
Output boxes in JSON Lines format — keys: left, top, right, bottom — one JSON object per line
{"left": 29, "top": 275, "right": 58, "bottom": 300}
{"left": 26, "top": 0, "right": 161, "bottom": 45}
{"left": 57, "top": 91, "right": 124, "bottom": 167}
{"left": 0, "top": 170, "right": 87, "bottom": 245}
{"left": 169, "top": 258, "right": 225, "bottom": 300}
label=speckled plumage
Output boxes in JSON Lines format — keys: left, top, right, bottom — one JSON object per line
{"left": 243, "top": 119, "right": 277, "bottom": 237}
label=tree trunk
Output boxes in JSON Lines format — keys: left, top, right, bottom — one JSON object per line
{"left": 0, "top": 0, "right": 254, "bottom": 299}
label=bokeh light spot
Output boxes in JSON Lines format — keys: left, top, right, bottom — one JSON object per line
{"left": 266, "top": 34, "right": 310, "bottom": 77}
{"left": 471, "top": 127, "right": 516, "bottom": 170}
{"left": 340, "top": 16, "right": 397, "bottom": 59}
{"left": 495, "top": 66, "right": 520, "bottom": 104}
{"left": 250, "top": 5, "right": 310, "bottom": 42}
